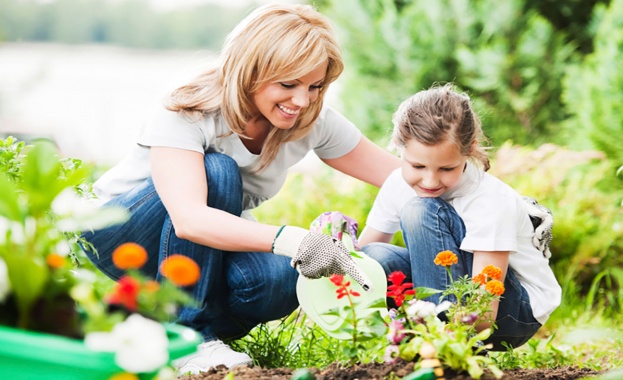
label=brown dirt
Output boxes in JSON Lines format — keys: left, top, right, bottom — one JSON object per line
{"left": 179, "top": 361, "right": 603, "bottom": 379}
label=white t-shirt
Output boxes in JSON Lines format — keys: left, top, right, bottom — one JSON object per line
{"left": 93, "top": 105, "right": 362, "bottom": 215}
{"left": 366, "top": 163, "right": 561, "bottom": 324}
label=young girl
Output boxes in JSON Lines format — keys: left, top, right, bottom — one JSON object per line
{"left": 82, "top": 3, "right": 399, "bottom": 374}
{"left": 359, "top": 84, "right": 561, "bottom": 350}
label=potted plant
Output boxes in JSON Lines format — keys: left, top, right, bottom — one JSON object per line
{"left": 0, "top": 137, "right": 201, "bottom": 379}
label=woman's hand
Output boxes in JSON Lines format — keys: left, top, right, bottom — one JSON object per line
{"left": 272, "top": 226, "right": 372, "bottom": 291}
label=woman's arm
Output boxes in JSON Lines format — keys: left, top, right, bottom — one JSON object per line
{"left": 472, "top": 250, "right": 510, "bottom": 331}
{"left": 150, "top": 146, "right": 280, "bottom": 252}
{"left": 322, "top": 136, "right": 400, "bottom": 188}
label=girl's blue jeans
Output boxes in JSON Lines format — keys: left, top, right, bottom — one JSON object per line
{"left": 363, "top": 197, "right": 541, "bottom": 351}
{"left": 82, "top": 153, "right": 299, "bottom": 341}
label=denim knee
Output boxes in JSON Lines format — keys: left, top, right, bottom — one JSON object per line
{"left": 204, "top": 153, "right": 243, "bottom": 215}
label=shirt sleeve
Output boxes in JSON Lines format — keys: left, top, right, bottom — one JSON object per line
{"left": 137, "top": 107, "right": 207, "bottom": 154}
{"left": 313, "top": 107, "right": 362, "bottom": 159}
{"left": 459, "top": 192, "right": 519, "bottom": 253}
{"left": 365, "top": 169, "right": 409, "bottom": 234}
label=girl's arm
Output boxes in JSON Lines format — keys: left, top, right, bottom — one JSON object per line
{"left": 150, "top": 146, "right": 280, "bottom": 252}
{"left": 322, "top": 136, "right": 400, "bottom": 188}
{"left": 358, "top": 226, "right": 394, "bottom": 246}
{"left": 472, "top": 250, "right": 510, "bottom": 331}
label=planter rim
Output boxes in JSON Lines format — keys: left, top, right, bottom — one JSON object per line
{"left": 0, "top": 322, "right": 201, "bottom": 371}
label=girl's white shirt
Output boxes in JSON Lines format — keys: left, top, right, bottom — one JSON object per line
{"left": 92, "top": 105, "right": 362, "bottom": 219}
{"left": 366, "top": 162, "right": 562, "bottom": 324}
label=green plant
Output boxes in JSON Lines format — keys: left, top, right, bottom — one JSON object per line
{"left": 0, "top": 137, "right": 201, "bottom": 376}
{"left": 562, "top": 0, "right": 623, "bottom": 163}
{"left": 385, "top": 251, "right": 504, "bottom": 379}
{"left": 0, "top": 139, "right": 126, "bottom": 333}
{"left": 325, "top": 273, "right": 387, "bottom": 363}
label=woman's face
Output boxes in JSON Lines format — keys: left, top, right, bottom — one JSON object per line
{"left": 250, "top": 62, "right": 328, "bottom": 130}
{"left": 401, "top": 138, "right": 468, "bottom": 198}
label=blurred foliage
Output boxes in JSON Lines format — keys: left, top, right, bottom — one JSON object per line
{"left": 0, "top": 0, "right": 253, "bottom": 50}
{"left": 562, "top": 0, "right": 623, "bottom": 165}
{"left": 318, "top": 0, "right": 581, "bottom": 146}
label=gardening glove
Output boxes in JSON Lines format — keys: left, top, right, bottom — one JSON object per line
{"left": 522, "top": 196, "right": 553, "bottom": 259}
{"left": 272, "top": 226, "right": 372, "bottom": 291}
{"left": 309, "top": 211, "right": 361, "bottom": 250}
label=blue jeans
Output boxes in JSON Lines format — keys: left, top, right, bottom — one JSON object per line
{"left": 363, "top": 197, "right": 541, "bottom": 351}
{"left": 82, "top": 153, "right": 299, "bottom": 341}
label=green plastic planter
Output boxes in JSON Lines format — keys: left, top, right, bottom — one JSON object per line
{"left": 0, "top": 323, "right": 202, "bottom": 380}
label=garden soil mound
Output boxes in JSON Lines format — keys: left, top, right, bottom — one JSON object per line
{"left": 180, "top": 361, "right": 602, "bottom": 379}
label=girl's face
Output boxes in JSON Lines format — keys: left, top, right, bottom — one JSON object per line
{"left": 401, "top": 138, "right": 468, "bottom": 198}
{"left": 250, "top": 62, "right": 328, "bottom": 130}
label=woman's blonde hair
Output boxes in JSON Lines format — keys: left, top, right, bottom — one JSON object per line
{"left": 391, "top": 83, "right": 490, "bottom": 171}
{"left": 167, "top": 4, "right": 344, "bottom": 170}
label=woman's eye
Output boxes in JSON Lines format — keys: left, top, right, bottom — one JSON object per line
{"left": 279, "top": 83, "right": 295, "bottom": 89}
{"left": 310, "top": 85, "right": 324, "bottom": 91}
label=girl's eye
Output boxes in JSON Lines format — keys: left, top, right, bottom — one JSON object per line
{"left": 413, "top": 165, "right": 425, "bottom": 170}
{"left": 441, "top": 167, "right": 457, "bottom": 172}
{"left": 279, "top": 83, "right": 295, "bottom": 89}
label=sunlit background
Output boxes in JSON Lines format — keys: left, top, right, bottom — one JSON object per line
{"left": 0, "top": 0, "right": 298, "bottom": 165}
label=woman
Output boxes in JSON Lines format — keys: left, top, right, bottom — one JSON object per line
{"left": 82, "top": 3, "right": 400, "bottom": 374}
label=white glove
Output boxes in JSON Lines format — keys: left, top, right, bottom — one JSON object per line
{"left": 272, "top": 226, "right": 372, "bottom": 291}
{"left": 522, "top": 196, "right": 553, "bottom": 258}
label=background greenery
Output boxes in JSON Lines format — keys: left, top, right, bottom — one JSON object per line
{"left": 2, "top": 0, "right": 622, "bottom": 374}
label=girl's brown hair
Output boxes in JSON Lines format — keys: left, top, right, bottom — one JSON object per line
{"left": 391, "top": 83, "right": 490, "bottom": 171}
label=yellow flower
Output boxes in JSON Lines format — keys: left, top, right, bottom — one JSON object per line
{"left": 109, "top": 373, "right": 139, "bottom": 380}
{"left": 160, "top": 255, "right": 200, "bottom": 287}
{"left": 434, "top": 250, "right": 458, "bottom": 267}
{"left": 482, "top": 265, "right": 502, "bottom": 281}
{"left": 485, "top": 280, "right": 505, "bottom": 296}
{"left": 112, "top": 243, "right": 148, "bottom": 270}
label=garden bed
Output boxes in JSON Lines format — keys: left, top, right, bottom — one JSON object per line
{"left": 180, "top": 361, "right": 602, "bottom": 379}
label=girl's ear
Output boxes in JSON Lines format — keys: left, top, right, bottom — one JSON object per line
{"left": 469, "top": 140, "right": 478, "bottom": 155}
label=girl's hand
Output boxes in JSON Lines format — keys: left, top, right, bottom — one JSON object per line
{"left": 310, "top": 211, "right": 360, "bottom": 250}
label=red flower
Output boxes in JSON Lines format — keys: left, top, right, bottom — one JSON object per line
{"left": 386, "top": 271, "right": 415, "bottom": 307}
{"left": 107, "top": 276, "right": 141, "bottom": 311}
{"left": 329, "top": 274, "right": 361, "bottom": 299}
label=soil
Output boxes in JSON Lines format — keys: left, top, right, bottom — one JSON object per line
{"left": 180, "top": 361, "right": 603, "bottom": 380}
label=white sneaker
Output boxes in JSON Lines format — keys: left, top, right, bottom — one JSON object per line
{"left": 173, "top": 340, "right": 253, "bottom": 375}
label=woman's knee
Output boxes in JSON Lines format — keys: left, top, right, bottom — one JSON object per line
{"left": 204, "top": 153, "right": 243, "bottom": 215}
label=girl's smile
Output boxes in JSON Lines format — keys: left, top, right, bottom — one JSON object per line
{"left": 400, "top": 139, "right": 468, "bottom": 198}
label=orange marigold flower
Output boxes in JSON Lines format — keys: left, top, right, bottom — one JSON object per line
{"left": 160, "top": 254, "right": 200, "bottom": 287}
{"left": 46, "top": 253, "right": 66, "bottom": 269}
{"left": 112, "top": 242, "right": 148, "bottom": 270}
{"left": 485, "top": 280, "right": 505, "bottom": 296}
{"left": 144, "top": 280, "right": 160, "bottom": 293}
{"left": 472, "top": 273, "right": 486, "bottom": 286}
{"left": 482, "top": 265, "right": 502, "bottom": 281}
{"left": 434, "top": 250, "right": 458, "bottom": 267}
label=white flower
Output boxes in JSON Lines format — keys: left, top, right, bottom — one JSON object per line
{"left": 406, "top": 300, "right": 453, "bottom": 319}
{"left": 50, "top": 188, "right": 128, "bottom": 232}
{"left": 85, "top": 314, "right": 169, "bottom": 373}
{"left": 0, "top": 257, "right": 11, "bottom": 303}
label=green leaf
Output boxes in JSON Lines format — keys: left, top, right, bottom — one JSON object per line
{"left": 0, "top": 173, "right": 23, "bottom": 221}
{"left": 3, "top": 254, "right": 49, "bottom": 328}
{"left": 414, "top": 286, "right": 442, "bottom": 300}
